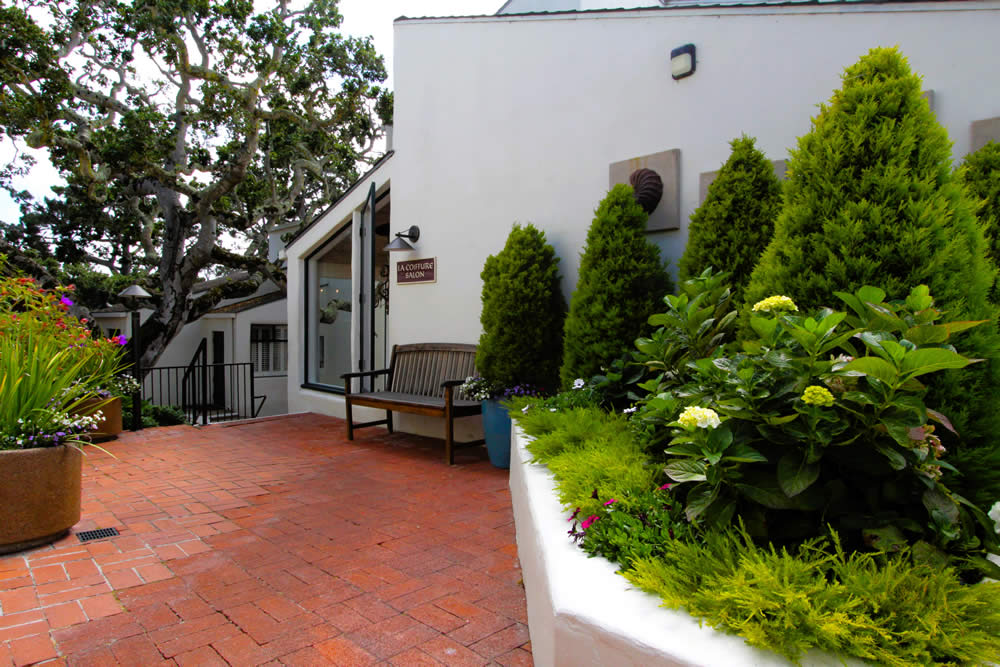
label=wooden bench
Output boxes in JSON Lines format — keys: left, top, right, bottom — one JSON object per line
{"left": 342, "top": 343, "right": 485, "bottom": 465}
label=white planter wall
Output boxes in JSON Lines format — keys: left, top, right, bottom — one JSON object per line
{"left": 509, "top": 426, "right": 867, "bottom": 667}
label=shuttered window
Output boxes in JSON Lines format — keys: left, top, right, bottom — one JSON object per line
{"left": 251, "top": 324, "right": 288, "bottom": 374}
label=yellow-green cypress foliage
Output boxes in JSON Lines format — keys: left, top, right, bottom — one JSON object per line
{"left": 743, "top": 47, "right": 1000, "bottom": 457}
{"left": 958, "top": 141, "right": 1000, "bottom": 277}
{"left": 476, "top": 223, "right": 566, "bottom": 392}
{"left": 678, "top": 136, "right": 782, "bottom": 304}
{"left": 559, "top": 184, "right": 673, "bottom": 388}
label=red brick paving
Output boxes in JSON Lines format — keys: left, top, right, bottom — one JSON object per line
{"left": 0, "top": 414, "right": 531, "bottom": 666}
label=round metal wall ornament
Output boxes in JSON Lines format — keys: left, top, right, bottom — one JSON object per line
{"left": 629, "top": 168, "right": 663, "bottom": 214}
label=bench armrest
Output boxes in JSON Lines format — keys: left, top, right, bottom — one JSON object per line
{"left": 342, "top": 368, "right": 391, "bottom": 380}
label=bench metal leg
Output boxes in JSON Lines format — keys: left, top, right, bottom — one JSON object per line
{"left": 445, "top": 403, "right": 455, "bottom": 465}
{"left": 387, "top": 410, "right": 394, "bottom": 434}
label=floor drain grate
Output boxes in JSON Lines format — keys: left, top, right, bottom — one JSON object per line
{"left": 76, "top": 528, "right": 120, "bottom": 542}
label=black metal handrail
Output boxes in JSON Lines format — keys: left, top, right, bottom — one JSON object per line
{"left": 141, "top": 338, "right": 266, "bottom": 425}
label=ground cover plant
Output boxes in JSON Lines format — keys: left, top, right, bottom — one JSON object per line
{"left": 560, "top": 184, "right": 672, "bottom": 388}
{"left": 677, "top": 136, "right": 782, "bottom": 304}
{"left": 742, "top": 49, "right": 1000, "bottom": 501}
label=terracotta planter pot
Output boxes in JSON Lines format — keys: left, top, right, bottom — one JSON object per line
{"left": 0, "top": 446, "right": 82, "bottom": 554}
{"left": 76, "top": 396, "right": 123, "bottom": 441}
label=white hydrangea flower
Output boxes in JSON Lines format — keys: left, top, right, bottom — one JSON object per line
{"left": 572, "top": 378, "right": 585, "bottom": 390}
{"left": 678, "top": 406, "right": 721, "bottom": 430}
{"left": 989, "top": 501, "right": 1000, "bottom": 535}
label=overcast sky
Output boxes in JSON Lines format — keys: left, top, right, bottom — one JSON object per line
{"left": 0, "top": 0, "right": 500, "bottom": 227}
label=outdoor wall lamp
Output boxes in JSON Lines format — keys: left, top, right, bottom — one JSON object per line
{"left": 385, "top": 225, "right": 420, "bottom": 252}
{"left": 670, "top": 43, "right": 696, "bottom": 80}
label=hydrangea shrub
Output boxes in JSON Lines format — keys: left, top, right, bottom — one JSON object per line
{"left": 742, "top": 48, "right": 1000, "bottom": 484}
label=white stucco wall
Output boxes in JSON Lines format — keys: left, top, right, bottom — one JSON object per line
{"left": 233, "top": 298, "right": 289, "bottom": 418}
{"left": 391, "top": 2, "right": 1000, "bottom": 351}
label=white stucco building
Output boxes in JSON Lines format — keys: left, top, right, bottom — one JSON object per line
{"left": 284, "top": 0, "right": 1000, "bottom": 442}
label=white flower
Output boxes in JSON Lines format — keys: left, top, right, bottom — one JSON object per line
{"left": 521, "top": 405, "right": 530, "bottom": 414}
{"left": 678, "top": 406, "right": 721, "bottom": 430}
{"left": 573, "top": 378, "right": 585, "bottom": 390}
{"left": 623, "top": 406, "right": 637, "bottom": 414}
{"left": 549, "top": 408, "right": 557, "bottom": 412}
{"left": 989, "top": 501, "right": 1000, "bottom": 535}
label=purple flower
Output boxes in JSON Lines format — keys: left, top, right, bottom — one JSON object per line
{"left": 56, "top": 432, "right": 66, "bottom": 437}
{"left": 115, "top": 335, "right": 128, "bottom": 345}
{"left": 60, "top": 296, "right": 74, "bottom": 308}
{"left": 581, "top": 515, "right": 600, "bottom": 531}
{"left": 568, "top": 507, "right": 581, "bottom": 522}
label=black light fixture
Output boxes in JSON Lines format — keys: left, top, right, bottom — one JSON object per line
{"left": 670, "top": 43, "right": 696, "bottom": 80}
{"left": 385, "top": 225, "right": 420, "bottom": 252}
{"left": 117, "top": 284, "right": 152, "bottom": 431}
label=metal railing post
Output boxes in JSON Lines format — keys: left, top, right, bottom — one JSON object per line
{"left": 131, "top": 311, "right": 143, "bottom": 431}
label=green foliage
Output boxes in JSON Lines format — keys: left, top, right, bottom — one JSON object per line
{"left": 958, "top": 141, "right": 1000, "bottom": 285}
{"left": 0, "top": 277, "right": 128, "bottom": 449}
{"left": 560, "top": 184, "right": 673, "bottom": 388}
{"left": 634, "top": 282, "right": 1000, "bottom": 575}
{"left": 743, "top": 47, "right": 1000, "bottom": 451}
{"left": 678, "top": 137, "right": 783, "bottom": 303}
{"left": 476, "top": 224, "right": 566, "bottom": 391}
{"left": 121, "top": 400, "right": 188, "bottom": 430}
{"left": 626, "top": 530, "right": 1000, "bottom": 665}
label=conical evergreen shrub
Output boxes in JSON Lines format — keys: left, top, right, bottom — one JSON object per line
{"left": 958, "top": 141, "right": 1000, "bottom": 275}
{"left": 742, "top": 48, "right": 1000, "bottom": 484}
{"left": 476, "top": 223, "right": 566, "bottom": 393}
{"left": 679, "top": 136, "right": 782, "bottom": 304}
{"left": 560, "top": 184, "right": 673, "bottom": 388}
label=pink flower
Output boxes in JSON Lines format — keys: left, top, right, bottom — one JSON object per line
{"left": 581, "top": 515, "right": 600, "bottom": 530}
{"left": 603, "top": 498, "right": 617, "bottom": 506}
{"left": 659, "top": 483, "right": 674, "bottom": 491}
{"left": 568, "top": 507, "right": 581, "bottom": 522}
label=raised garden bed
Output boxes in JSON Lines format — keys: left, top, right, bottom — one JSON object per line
{"left": 508, "top": 425, "right": 865, "bottom": 667}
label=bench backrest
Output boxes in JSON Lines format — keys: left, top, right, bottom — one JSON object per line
{"left": 390, "top": 343, "right": 478, "bottom": 399}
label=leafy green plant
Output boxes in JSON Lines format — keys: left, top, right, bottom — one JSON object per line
{"left": 477, "top": 223, "right": 566, "bottom": 393}
{"left": 121, "top": 400, "right": 188, "bottom": 429}
{"left": 742, "top": 47, "right": 1000, "bottom": 455}
{"left": 626, "top": 529, "right": 1000, "bottom": 666}
{"left": 678, "top": 136, "right": 783, "bottom": 303}
{"left": 560, "top": 184, "right": 673, "bottom": 388}
{"left": 638, "top": 285, "right": 999, "bottom": 574}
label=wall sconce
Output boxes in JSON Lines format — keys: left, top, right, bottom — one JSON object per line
{"left": 385, "top": 225, "right": 420, "bottom": 252}
{"left": 670, "top": 43, "right": 696, "bottom": 80}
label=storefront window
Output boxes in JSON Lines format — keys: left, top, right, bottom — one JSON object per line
{"left": 307, "top": 226, "right": 352, "bottom": 389}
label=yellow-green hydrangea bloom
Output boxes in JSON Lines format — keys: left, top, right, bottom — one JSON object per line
{"left": 802, "top": 385, "right": 835, "bottom": 407}
{"left": 678, "top": 406, "right": 721, "bottom": 429}
{"left": 752, "top": 295, "right": 798, "bottom": 313}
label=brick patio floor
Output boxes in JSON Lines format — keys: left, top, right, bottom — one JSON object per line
{"left": 0, "top": 414, "right": 532, "bottom": 666}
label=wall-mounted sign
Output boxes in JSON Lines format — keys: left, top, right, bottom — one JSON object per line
{"left": 397, "top": 257, "right": 437, "bottom": 285}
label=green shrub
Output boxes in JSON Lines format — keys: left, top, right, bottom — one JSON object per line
{"left": 957, "top": 141, "right": 1000, "bottom": 283}
{"left": 122, "top": 400, "right": 188, "bottom": 429}
{"left": 678, "top": 137, "right": 782, "bottom": 303}
{"left": 743, "top": 47, "right": 1000, "bottom": 462}
{"left": 560, "top": 184, "right": 673, "bottom": 388}
{"left": 634, "top": 281, "right": 1000, "bottom": 574}
{"left": 476, "top": 223, "right": 566, "bottom": 392}
{"left": 626, "top": 530, "right": 1000, "bottom": 666}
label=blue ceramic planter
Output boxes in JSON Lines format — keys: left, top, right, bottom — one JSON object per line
{"left": 482, "top": 399, "right": 512, "bottom": 469}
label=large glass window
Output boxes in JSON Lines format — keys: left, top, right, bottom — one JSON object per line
{"left": 307, "top": 226, "right": 353, "bottom": 389}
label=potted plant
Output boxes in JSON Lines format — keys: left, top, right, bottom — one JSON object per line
{"left": 473, "top": 223, "right": 566, "bottom": 467}
{"left": 0, "top": 276, "right": 126, "bottom": 553}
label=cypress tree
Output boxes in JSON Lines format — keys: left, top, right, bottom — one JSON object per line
{"left": 742, "top": 48, "right": 1000, "bottom": 483}
{"left": 958, "top": 141, "right": 1000, "bottom": 277}
{"left": 560, "top": 184, "right": 673, "bottom": 388}
{"left": 477, "top": 223, "right": 566, "bottom": 392}
{"left": 678, "top": 136, "right": 782, "bottom": 303}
